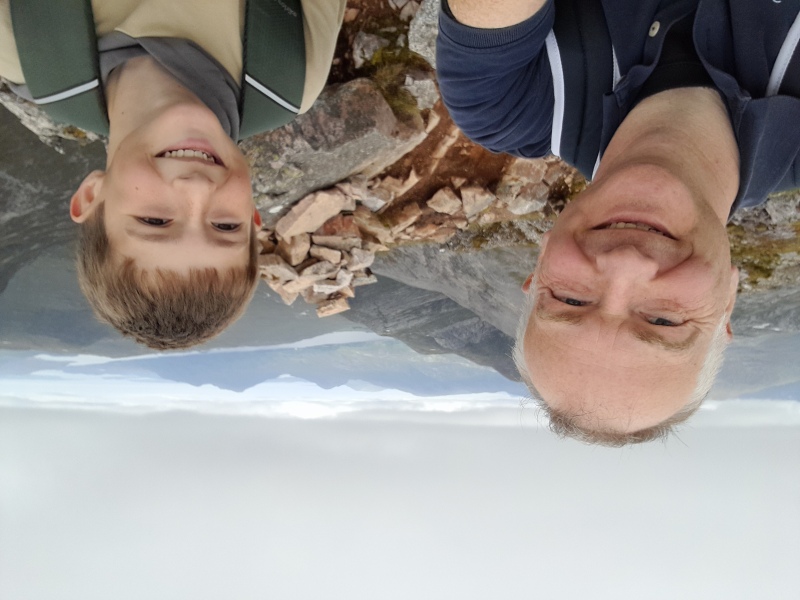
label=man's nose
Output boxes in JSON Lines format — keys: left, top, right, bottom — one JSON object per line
{"left": 595, "top": 246, "right": 659, "bottom": 312}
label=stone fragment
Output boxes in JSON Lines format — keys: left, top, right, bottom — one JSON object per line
{"left": 276, "top": 233, "right": 311, "bottom": 266}
{"left": 460, "top": 186, "right": 496, "bottom": 218}
{"left": 275, "top": 189, "right": 350, "bottom": 239}
{"left": 353, "top": 32, "right": 390, "bottom": 69}
{"left": 303, "top": 288, "right": 331, "bottom": 305}
{"left": 315, "top": 214, "right": 361, "bottom": 238}
{"left": 495, "top": 158, "right": 552, "bottom": 215}
{"left": 309, "top": 245, "right": 342, "bottom": 264}
{"left": 506, "top": 181, "right": 550, "bottom": 215}
{"left": 343, "top": 7, "right": 359, "bottom": 22}
{"left": 347, "top": 248, "right": 376, "bottom": 271}
{"left": 425, "top": 109, "right": 441, "bottom": 133}
{"left": 313, "top": 270, "right": 354, "bottom": 295}
{"left": 339, "top": 285, "right": 356, "bottom": 299}
{"left": 301, "top": 260, "right": 339, "bottom": 278}
{"left": 414, "top": 223, "right": 458, "bottom": 244}
{"left": 284, "top": 276, "right": 322, "bottom": 294}
{"left": 400, "top": 1, "right": 421, "bottom": 22}
{"left": 257, "top": 229, "right": 276, "bottom": 253}
{"left": 543, "top": 161, "right": 567, "bottom": 184}
{"left": 364, "top": 241, "right": 390, "bottom": 253}
{"left": 389, "top": 203, "right": 423, "bottom": 235}
{"left": 427, "top": 187, "right": 462, "bottom": 215}
{"left": 312, "top": 234, "right": 363, "bottom": 252}
{"left": 452, "top": 217, "right": 469, "bottom": 230}
{"left": 389, "top": 0, "right": 409, "bottom": 9}
{"left": 257, "top": 254, "right": 298, "bottom": 281}
{"left": 353, "top": 205, "right": 393, "bottom": 243}
{"left": 352, "top": 272, "right": 379, "bottom": 287}
{"left": 265, "top": 279, "right": 299, "bottom": 306}
{"left": 377, "top": 168, "right": 420, "bottom": 198}
{"left": 404, "top": 75, "right": 437, "bottom": 109}
{"left": 316, "top": 296, "right": 351, "bottom": 317}
{"left": 451, "top": 176, "right": 467, "bottom": 189}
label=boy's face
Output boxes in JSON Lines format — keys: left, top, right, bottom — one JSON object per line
{"left": 70, "top": 104, "right": 260, "bottom": 273}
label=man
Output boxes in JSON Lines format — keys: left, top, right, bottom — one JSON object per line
{"left": 0, "top": 0, "right": 345, "bottom": 349}
{"left": 436, "top": 0, "right": 800, "bottom": 444}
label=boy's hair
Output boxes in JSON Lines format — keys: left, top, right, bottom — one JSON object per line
{"left": 76, "top": 203, "right": 259, "bottom": 350}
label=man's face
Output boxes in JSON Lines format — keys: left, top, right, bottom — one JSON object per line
{"left": 522, "top": 164, "right": 738, "bottom": 432}
{"left": 71, "top": 104, "right": 259, "bottom": 273}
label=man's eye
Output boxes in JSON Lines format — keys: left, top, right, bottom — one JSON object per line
{"left": 137, "top": 217, "right": 171, "bottom": 226}
{"left": 559, "top": 297, "right": 587, "bottom": 307}
{"left": 649, "top": 317, "right": 677, "bottom": 327}
{"left": 213, "top": 223, "right": 241, "bottom": 232}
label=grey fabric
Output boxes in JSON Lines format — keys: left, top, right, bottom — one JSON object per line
{"left": 98, "top": 32, "right": 241, "bottom": 139}
{"left": 11, "top": 31, "right": 241, "bottom": 139}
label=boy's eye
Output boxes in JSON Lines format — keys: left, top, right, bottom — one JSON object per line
{"left": 137, "top": 217, "right": 171, "bottom": 226}
{"left": 213, "top": 223, "right": 241, "bottom": 232}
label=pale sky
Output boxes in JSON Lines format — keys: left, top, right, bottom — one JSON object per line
{"left": 1, "top": 401, "right": 799, "bottom": 600}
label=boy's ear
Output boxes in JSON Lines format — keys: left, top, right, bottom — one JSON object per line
{"left": 70, "top": 170, "right": 105, "bottom": 223}
{"left": 253, "top": 208, "right": 262, "bottom": 227}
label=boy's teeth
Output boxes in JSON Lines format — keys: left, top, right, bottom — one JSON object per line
{"left": 604, "top": 221, "right": 665, "bottom": 235}
{"left": 162, "top": 149, "right": 216, "bottom": 163}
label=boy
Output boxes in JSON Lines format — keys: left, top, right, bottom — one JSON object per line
{"left": 0, "top": 0, "right": 346, "bottom": 349}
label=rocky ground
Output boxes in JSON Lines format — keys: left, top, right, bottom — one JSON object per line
{"left": 2, "top": 0, "right": 799, "bottom": 328}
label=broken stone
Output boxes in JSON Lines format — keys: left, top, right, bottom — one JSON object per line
{"left": 343, "top": 7, "right": 359, "bottom": 22}
{"left": 451, "top": 176, "right": 467, "bottom": 189}
{"left": 400, "top": 1, "right": 421, "bottom": 22}
{"left": 404, "top": 75, "right": 438, "bottom": 110}
{"left": 377, "top": 168, "right": 420, "bottom": 198}
{"left": 352, "top": 32, "right": 390, "bottom": 69}
{"left": 284, "top": 276, "right": 324, "bottom": 294}
{"left": 303, "top": 288, "right": 331, "bottom": 305}
{"left": 315, "top": 214, "right": 361, "bottom": 238}
{"left": 460, "top": 186, "right": 496, "bottom": 218}
{"left": 389, "top": 0, "right": 409, "bottom": 9}
{"left": 353, "top": 205, "right": 393, "bottom": 244}
{"left": 427, "top": 187, "right": 462, "bottom": 215}
{"left": 275, "top": 189, "right": 351, "bottom": 239}
{"left": 312, "top": 234, "right": 363, "bottom": 252}
{"left": 347, "top": 248, "right": 376, "bottom": 271}
{"left": 504, "top": 181, "right": 549, "bottom": 215}
{"left": 309, "top": 245, "right": 342, "bottom": 264}
{"left": 424, "top": 110, "right": 441, "bottom": 134}
{"left": 411, "top": 224, "right": 457, "bottom": 243}
{"left": 316, "top": 296, "right": 351, "bottom": 317}
{"left": 389, "top": 203, "right": 423, "bottom": 235}
{"left": 339, "top": 285, "right": 356, "bottom": 299}
{"left": 543, "top": 161, "right": 567, "bottom": 185}
{"left": 265, "top": 279, "right": 299, "bottom": 306}
{"left": 452, "top": 217, "right": 469, "bottom": 230}
{"left": 276, "top": 233, "right": 311, "bottom": 266}
{"left": 352, "top": 272, "right": 379, "bottom": 287}
{"left": 300, "top": 260, "right": 339, "bottom": 278}
{"left": 257, "top": 254, "right": 298, "bottom": 282}
{"left": 364, "top": 241, "right": 390, "bottom": 253}
{"left": 313, "top": 270, "right": 354, "bottom": 295}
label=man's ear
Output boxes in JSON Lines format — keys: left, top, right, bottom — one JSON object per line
{"left": 522, "top": 273, "right": 535, "bottom": 293}
{"left": 253, "top": 208, "right": 262, "bottom": 228}
{"left": 70, "top": 170, "right": 105, "bottom": 223}
{"left": 724, "top": 265, "right": 740, "bottom": 341}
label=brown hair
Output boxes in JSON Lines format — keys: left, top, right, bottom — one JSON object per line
{"left": 76, "top": 204, "right": 259, "bottom": 350}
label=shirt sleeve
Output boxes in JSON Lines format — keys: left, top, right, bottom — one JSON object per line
{"left": 435, "top": 0, "right": 555, "bottom": 158}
